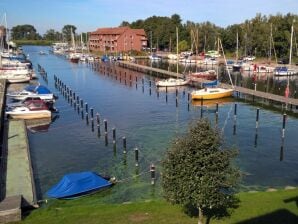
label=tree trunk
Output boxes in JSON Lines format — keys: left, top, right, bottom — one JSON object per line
{"left": 198, "top": 207, "right": 204, "bottom": 224}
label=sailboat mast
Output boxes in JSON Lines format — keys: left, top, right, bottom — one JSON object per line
{"left": 269, "top": 23, "right": 272, "bottom": 61}
{"left": 236, "top": 31, "right": 239, "bottom": 62}
{"left": 289, "top": 20, "right": 294, "bottom": 66}
{"left": 219, "top": 38, "right": 234, "bottom": 89}
{"left": 176, "top": 27, "right": 179, "bottom": 77}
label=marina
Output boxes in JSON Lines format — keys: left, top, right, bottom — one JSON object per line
{"left": 6, "top": 46, "right": 296, "bottom": 201}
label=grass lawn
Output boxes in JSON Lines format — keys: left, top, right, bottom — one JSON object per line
{"left": 18, "top": 188, "right": 298, "bottom": 224}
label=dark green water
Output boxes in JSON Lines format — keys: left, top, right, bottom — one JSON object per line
{"left": 15, "top": 46, "right": 298, "bottom": 202}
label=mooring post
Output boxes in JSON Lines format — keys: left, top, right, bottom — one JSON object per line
{"left": 104, "top": 119, "right": 107, "bottom": 133}
{"left": 256, "top": 108, "right": 260, "bottom": 129}
{"left": 282, "top": 113, "right": 287, "bottom": 139}
{"left": 122, "top": 137, "right": 127, "bottom": 154}
{"left": 112, "top": 128, "right": 116, "bottom": 143}
{"left": 135, "top": 147, "right": 139, "bottom": 167}
{"left": 85, "top": 103, "right": 88, "bottom": 113}
{"left": 96, "top": 113, "right": 100, "bottom": 125}
{"left": 90, "top": 108, "right": 94, "bottom": 119}
{"left": 86, "top": 113, "right": 89, "bottom": 125}
{"left": 150, "top": 164, "right": 156, "bottom": 185}
{"left": 80, "top": 99, "right": 83, "bottom": 108}
{"left": 234, "top": 103, "right": 237, "bottom": 120}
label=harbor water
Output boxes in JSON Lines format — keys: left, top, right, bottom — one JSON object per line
{"left": 13, "top": 46, "right": 298, "bottom": 202}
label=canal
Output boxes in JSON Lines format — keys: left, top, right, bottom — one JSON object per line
{"left": 11, "top": 45, "right": 298, "bottom": 202}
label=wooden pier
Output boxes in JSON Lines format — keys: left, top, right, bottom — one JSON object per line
{"left": 117, "top": 61, "right": 184, "bottom": 78}
{"left": 115, "top": 61, "right": 298, "bottom": 107}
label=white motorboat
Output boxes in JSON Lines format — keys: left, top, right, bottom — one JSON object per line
{"left": 156, "top": 78, "right": 189, "bottom": 87}
{"left": 6, "top": 85, "right": 56, "bottom": 101}
{"left": 6, "top": 99, "right": 52, "bottom": 119}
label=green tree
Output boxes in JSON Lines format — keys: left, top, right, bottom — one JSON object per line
{"left": 11, "top": 24, "right": 40, "bottom": 40}
{"left": 62, "top": 25, "right": 77, "bottom": 42}
{"left": 178, "top": 40, "right": 189, "bottom": 52}
{"left": 43, "top": 29, "right": 61, "bottom": 41}
{"left": 162, "top": 119, "right": 240, "bottom": 224}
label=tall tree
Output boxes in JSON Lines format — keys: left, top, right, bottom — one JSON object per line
{"left": 43, "top": 29, "right": 61, "bottom": 41}
{"left": 162, "top": 119, "right": 240, "bottom": 224}
{"left": 11, "top": 24, "right": 40, "bottom": 40}
{"left": 62, "top": 25, "right": 77, "bottom": 42}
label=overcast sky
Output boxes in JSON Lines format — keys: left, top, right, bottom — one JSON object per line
{"left": 1, "top": 0, "right": 297, "bottom": 34}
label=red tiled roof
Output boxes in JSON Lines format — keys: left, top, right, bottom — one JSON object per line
{"left": 90, "top": 27, "right": 146, "bottom": 37}
{"left": 91, "top": 26, "right": 129, "bottom": 35}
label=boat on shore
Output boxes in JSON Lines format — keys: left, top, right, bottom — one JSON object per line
{"left": 46, "top": 171, "right": 114, "bottom": 199}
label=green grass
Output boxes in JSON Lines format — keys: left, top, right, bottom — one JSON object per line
{"left": 17, "top": 188, "right": 298, "bottom": 224}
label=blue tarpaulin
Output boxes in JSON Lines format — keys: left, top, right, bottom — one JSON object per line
{"left": 25, "top": 85, "right": 52, "bottom": 94}
{"left": 35, "top": 85, "right": 52, "bottom": 94}
{"left": 46, "top": 171, "right": 112, "bottom": 199}
{"left": 202, "top": 80, "right": 218, "bottom": 87}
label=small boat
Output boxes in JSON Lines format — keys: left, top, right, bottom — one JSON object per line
{"left": 191, "top": 87, "right": 233, "bottom": 100}
{"left": 6, "top": 99, "right": 52, "bottom": 119}
{"left": 149, "top": 54, "right": 161, "bottom": 61}
{"left": 7, "top": 85, "right": 56, "bottom": 101}
{"left": 190, "top": 70, "right": 217, "bottom": 81}
{"left": 156, "top": 78, "right": 189, "bottom": 87}
{"left": 274, "top": 66, "right": 297, "bottom": 76}
{"left": 46, "top": 171, "right": 113, "bottom": 199}
{"left": 39, "top": 51, "right": 47, "bottom": 55}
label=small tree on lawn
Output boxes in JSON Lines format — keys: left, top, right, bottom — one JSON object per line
{"left": 162, "top": 119, "right": 240, "bottom": 224}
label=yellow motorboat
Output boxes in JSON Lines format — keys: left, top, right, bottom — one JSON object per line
{"left": 191, "top": 87, "right": 234, "bottom": 100}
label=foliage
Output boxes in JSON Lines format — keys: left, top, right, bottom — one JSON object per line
{"left": 178, "top": 40, "right": 189, "bottom": 52}
{"left": 11, "top": 24, "right": 41, "bottom": 40}
{"left": 62, "top": 24, "right": 77, "bottom": 42}
{"left": 162, "top": 119, "right": 240, "bottom": 223}
{"left": 18, "top": 189, "right": 298, "bottom": 224}
{"left": 14, "top": 40, "right": 54, "bottom": 46}
{"left": 43, "top": 29, "right": 62, "bottom": 41}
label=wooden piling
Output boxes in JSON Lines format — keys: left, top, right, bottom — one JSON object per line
{"left": 135, "top": 147, "right": 139, "bottom": 167}
{"left": 122, "top": 137, "right": 127, "bottom": 153}
{"left": 150, "top": 164, "right": 156, "bottom": 185}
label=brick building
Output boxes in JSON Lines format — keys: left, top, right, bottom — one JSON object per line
{"left": 89, "top": 27, "right": 147, "bottom": 53}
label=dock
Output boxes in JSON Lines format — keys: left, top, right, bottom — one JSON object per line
{"left": 114, "top": 61, "right": 298, "bottom": 106}
{"left": 0, "top": 79, "right": 37, "bottom": 223}
{"left": 5, "top": 120, "right": 37, "bottom": 207}
{"left": 117, "top": 61, "right": 185, "bottom": 78}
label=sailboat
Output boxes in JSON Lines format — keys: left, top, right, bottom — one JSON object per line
{"left": 191, "top": 38, "right": 234, "bottom": 100}
{"left": 156, "top": 27, "right": 190, "bottom": 87}
{"left": 274, "top": 20, "right": 298, "bottom": 76}
{"left": 69, "top": 28, "right": 80, "bottom": 63}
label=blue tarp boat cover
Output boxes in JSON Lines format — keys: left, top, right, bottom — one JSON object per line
{"left": 25, "top": 85, "right": 51, "bottom": 94}
{"left": 203, "top": 80, "right": 218, "bottom": 87}
{"left": 25, "top": 85, "right": 37, "bottom": 92}
{"left": 46, "top": 171, "right": 112, "bottom": 199}
{"left": 35, "top": 85, "right": 52, "bottom": 94}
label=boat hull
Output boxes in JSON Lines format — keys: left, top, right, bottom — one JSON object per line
{"left": 6, "top": 110, "right": 51, "bottom": 119}
{"left": 191, "top": 88, "right": 233, "bottom": 100}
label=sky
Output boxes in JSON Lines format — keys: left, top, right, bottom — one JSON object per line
{"left": 0, "top": 0, "right": 298, "bottom": 34}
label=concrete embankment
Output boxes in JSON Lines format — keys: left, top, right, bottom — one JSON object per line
{"left": 0, "top": 79, "right": 38, "bottom": 223}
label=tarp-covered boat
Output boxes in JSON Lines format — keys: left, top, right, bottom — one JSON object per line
{"left": 46, "top": 171, "right": 112, "bottom": 199}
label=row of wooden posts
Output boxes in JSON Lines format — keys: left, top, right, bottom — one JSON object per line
{"left": 37, "top": 64, "right": 48, "bottom": 83}
{"left": 53, "top": 74, "right": 156, "bottom": 184}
